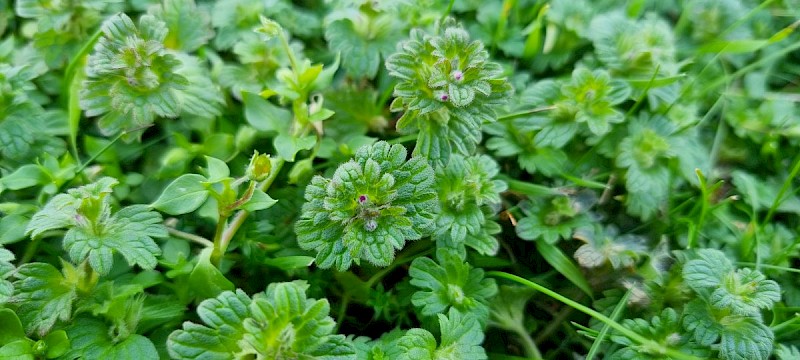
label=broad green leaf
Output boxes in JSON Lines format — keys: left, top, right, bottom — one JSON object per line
{"left": 242, "top": 91, "right": 291, "bottom": 133}
{"left": 719, "top": 317, "right": 773, "bottom": 360}
{"left": 0, "top": 309, "right": 25, "bottom": 345}
{"left": 0, "top": 213, "right": 29, "bottom": 244}
{"left": 148, "top": 0, "right": 213, "bottom": 52}
{"left": 409, "top": 249, "right": 497, "bottom": 325}
{"left": 274, "top": 133, "right": 316, "bottom": 162}
{"left": 169, "top": 281, "right": 355, "bottom": 359}
{"left": 240, "top": 189, "right": 277, "bottom": 212}
{"left": 325, "top": 16, "right": 399, "bottom": 78}
{"left": 205, "top": 156, "right": 230, "bottom": 183}
{"left": 188, "top": 248, "right": 234, "bottom": 299}
{"left": 0, "top": 164, "right": 45, "bottom": 191}
{"left": 65, "top": 317, "right": 158, "bottom": 359}
{"left": 42, "top": 330, "right": 70, "bottom": 359}
{"left": 12, "top": 263, "right": 77, "bottom": 336}
{"left": 388, "top": 309, "right": 487, "bottom": 360}
{"left": 0, "top": 339, "right": 34, "bottom": 360}
{"left": 242, "top": 281, "right": 356, "bottom": 358}
{"left": 709, "top": 268, "right": 781, "bottom": 315}
{"left": 168, "top": 289, "right": 252, "bottom": 359}
{"left": 683, "top": 249, "right": 734, "bottom": 292}
{"left": 63, "top": 205, "right": 166, "bottom": 275}
{"left": 151, "top": 174, "right": 209, "bottom": 215}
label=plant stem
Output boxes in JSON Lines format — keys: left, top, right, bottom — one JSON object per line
{"left": 211, "top": 215, "right": 229, "bottom": 266}
{"left": 217, "top": 159, "right": 285, "bottom": 257}
{"left": 19, "top": 237, "right": 41, "bottom": 266}
{"left": 511, "top": 323, "right": 542, "bottom": 360}
{"left": 763, "top": 153, "right": 800, "bottom": 225}
{"left": 166, "top": 227, "right": 213, "bottom": 247}
{"left": 334, "top": 293, "right": 350, "bottom": 333}
{"left": 488, "top": 271, "right": 703, "bottom": 360}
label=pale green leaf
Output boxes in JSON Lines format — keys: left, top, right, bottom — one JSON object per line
{"left": 151, "top": 174, "right": 209, "bottom": 215}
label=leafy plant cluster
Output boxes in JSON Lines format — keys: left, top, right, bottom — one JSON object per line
{"left": 1, "top": 0, "right": 800, "bottom": 359}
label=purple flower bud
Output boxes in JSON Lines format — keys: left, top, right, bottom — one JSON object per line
{"left": 358, "top": 194, "right": 368, "bottom": 204}
{"left": 452, "top": 70, "right": 464, "bottom": 81}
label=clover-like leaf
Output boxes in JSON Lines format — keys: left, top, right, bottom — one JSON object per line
{"left": 386, "top": 18, "right": 512, "bottom": 164}
{"left": 168, "top": 289, "right": 252, "bottom": 359}
{"left": 168, "top": 281, "right": 356, "bottom": 359}
{"left": 26, "top": 177, "right": 166, "bottom": 275}
{"left": 683, "top": 249, "right": 734, "bottom": 292}
{"left": 148, "top": 0, "right": 213, "bottom": 52}
{"left": 517, "top": 193, "right": 594, "bottom": 245}
{"left": 242, "top": 281, "right": 356, "bottom": 359}
{"left": 718, "top": 316, "right": 774, "bottom": 360}
{"left": 325, "top": 13, "right": 400, "bottom": 79}
{"left": 409, "top": 249, "right": 497, "bottom": 324}
{"left": 387, "top": 308, "right": 487, "bottom": 360}
{"left": 81, "top": 13, "right": 189, "bottom": 140}
{"left": 572, "top": 225, "right": 648, "bottom": 269}
{"left": 0, "top": 65, "right": 66, "bottom": 165}
{"left": 709, "top": 267, "right": 781, "bottom": 315}
{"left": 15, "top": 0, "right": 115, "bottom": 67}
{"left": 434, "top": 154, "right": 506, "bottom": 255}
{"left": 682, "top": 298, "right": 776, "bottom": 360}
{"left": 609, "top": 308, "right": 708, "bottom": 359}
{"left": 295, "top": 141, "right": 438, "bottom": 271}
{"left": 589, "top": 12, "right": 678, "bottom": 77}
{"left": 561, "top": 67, "right": 630, "bottom": 137}
{"left": 11, "top": 263, "right": 77, "bottom": 336}
{"left": 64, "top": 317, "right": 158, "bottom": 359}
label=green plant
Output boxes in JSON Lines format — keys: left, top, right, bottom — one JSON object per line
{"left": 2, "top": 1, "right": 800, "bottom": 359}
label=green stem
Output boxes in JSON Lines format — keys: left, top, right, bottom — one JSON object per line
{"left": 763, "top": 153, "right": 800, "bottom": 225}
{"left": 702, "top": 40, "right": 800, "bottom": 94}
{"left": 279, "top": 30, "right": 300, "bottom": 75}
{"left": 217, "top": 159, "right": 285, "bottom": 257}
{"left": 511, "top": 323, "right": 542, "bottom": 360}
{"left": 502, "top": 177, "right": 563, "bottom": 197}
{"left": 586, "top": 290, "right": 631, "bottom": 360}
{"left": 771, "top": 313, "right": 800, "bottom": 337}
{"left": 211, "top": 215, "right": 229, "bottom": 266}
{"left": 64, "top": 27, "right": 103, "bottom": 164}
{"left": 74, "top": 124, "right": 153, "bottom": 175}
{"left": 688, "top": 169, "right": 711, "bottom": 249}
{"left": 19, "top": 237, "right": 41, "bottom": 266}
{"left": 166, "top": 227, "right": 213, "bottom": 247}
{"left": 334, "top": 293, "right": 351, "bottom": 333}
{"left": 441, "top": 0, "right": 456, "bottom": 23}
{"left": 488, "top": 271, "right": 703, "bottom": 360}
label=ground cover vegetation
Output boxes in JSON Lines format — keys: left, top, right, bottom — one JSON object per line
{"left": 1, "top": 0, "right": 800, "bottom": 359}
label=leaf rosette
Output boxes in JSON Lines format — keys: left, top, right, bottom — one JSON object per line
{"left": 296, "top": 141, "right": 438, "bottom": 270}
{"left": 81, "top": 13, "right": 189, "bottom": 139}
{"left": 386, "top": 18, "right": 512, "bottom": 164}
